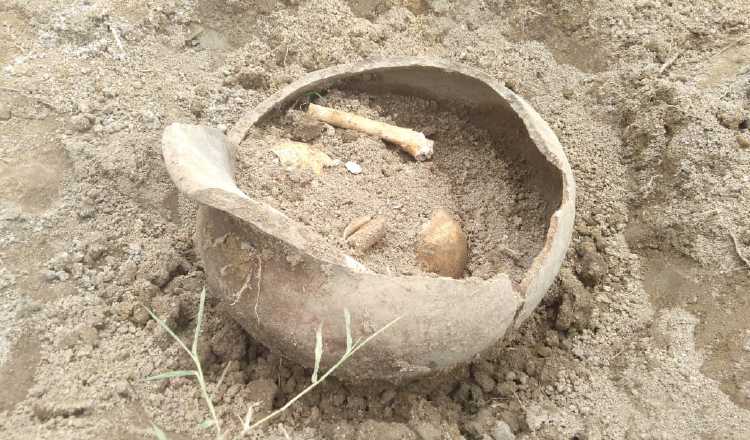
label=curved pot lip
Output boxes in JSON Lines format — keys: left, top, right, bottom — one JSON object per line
{"left": 221, "top": 56, "right": 575, "bottom": 290}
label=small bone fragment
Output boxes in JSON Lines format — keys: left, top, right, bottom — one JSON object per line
{"left": 272, "top": 141, "right": 337, "bottom": 174}
{"left": 307, "top": 103, "right": 434, "bottom": 161}
{"left": 416, "top": 209, "right": 468, "bottom": 279}
{"left": 345, "top": 161, "right": 362, "bottom": 174}
{"left": 346, "top": 216, "right": 386, "bottom": 254}
{"left": 343, "top": 215, "right": 373, "bottom": 240}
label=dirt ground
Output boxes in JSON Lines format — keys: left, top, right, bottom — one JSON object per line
{"left": 1, "top": 1, "right": 749, "bottom": 439}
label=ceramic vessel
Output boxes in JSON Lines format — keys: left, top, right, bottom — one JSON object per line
{"left": 162, "top": 57, "right": 575, "bottom": 383}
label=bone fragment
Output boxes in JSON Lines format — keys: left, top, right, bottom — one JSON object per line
{"left": 415, "top": 209, "right": 468, "bottom": 279}
{"left": 346, "top": 216, "right": 386, "bottom": 254}
{"left": 272, "top": 141, "right": 337, "bottom": 174}
{"left": 307, "top": 103, "right": 434, "bottom": 161}
{"left": 343, "top": 215, "right": 373, "bottom": 240}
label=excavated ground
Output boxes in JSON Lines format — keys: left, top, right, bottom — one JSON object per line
{"left": 1, "top": 1, "right": 749, "bottom": 439}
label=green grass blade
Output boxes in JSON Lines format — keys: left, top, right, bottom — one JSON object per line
{"left": 192, "top": 287, "right": 206, "bottom": 356}
{"left": 305, "top": 91, "right": 324, "bottom": 101}
{"left": 145, "top": 370, "right": 196, "bottom": 381}
{"left": 145, "top": 307, "right": 193, "bottom": 358}
{"left": 311, "top": 323, "right": 323, "bottom": 383}
{"left": 344, "top": 309, "right": 352, "bottom": 354}
{"left": 246, "top": 314, "right": 404, "bottom": 432}
{"left": 151, "top": 424, "right": 169, "bottom": 440}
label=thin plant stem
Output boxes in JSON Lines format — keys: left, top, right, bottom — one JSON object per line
{"left": 147, "top": 289, "right": 223, "bottom": 439}
{"left": 195, "top": 358, "right": 222, "bottom": 439}
{"left": 243, "top": 315, "right": 403, "bottom": 433}
{"left": 147, "top": 287, "right": 403, "bottom": 440}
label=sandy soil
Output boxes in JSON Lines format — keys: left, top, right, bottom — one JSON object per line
{"left": 236, "top": 90, "right": 549, "bottom": 280}
{"left": 1, "top": 1, "right": 749, "bottom": 439}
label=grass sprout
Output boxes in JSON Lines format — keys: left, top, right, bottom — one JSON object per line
{"left": 145, "top": 288, "right": 402, "bottom": 439}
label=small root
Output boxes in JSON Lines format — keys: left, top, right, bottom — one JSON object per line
{"left": 711, "top": 36, "right": 747, "bottom": 59}
{"left": 659, "top": 49, "right": 684, "bottom": 75}
{"left": 109, "top": 22, "right": 127, "bottom": 59}
{"left": 230, "top": 254, "right": 263, "bottom": 307}
{"left": 230, "top": 266, "right": 253, "bottom": 306}
{"left": 254, "top": 256, "right": 263, "bottom": 324}
{"left": 216, "top": 361, "right": 232, "bottom": 390}
{"left": 729, "top": 231, "right": 750, "bottom": 271}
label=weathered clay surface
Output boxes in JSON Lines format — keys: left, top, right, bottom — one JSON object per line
{"left": 162, "top": 57, "right": 575, "bottom": 382}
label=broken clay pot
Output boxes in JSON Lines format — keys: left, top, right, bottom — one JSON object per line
{"left": 162, "top": 57, "right": 575, "bottom": 383}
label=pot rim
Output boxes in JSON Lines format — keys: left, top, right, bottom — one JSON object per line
{"left": 225, "top": 57, "right": 575, "bottom": 297}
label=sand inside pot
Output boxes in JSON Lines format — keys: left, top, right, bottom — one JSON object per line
{"left": 235, "top": 90, "right": 550, "bottom": 282}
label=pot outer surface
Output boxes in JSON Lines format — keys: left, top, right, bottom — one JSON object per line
{"left": 191, "top": 58, "right": 575, "bottom": 383}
